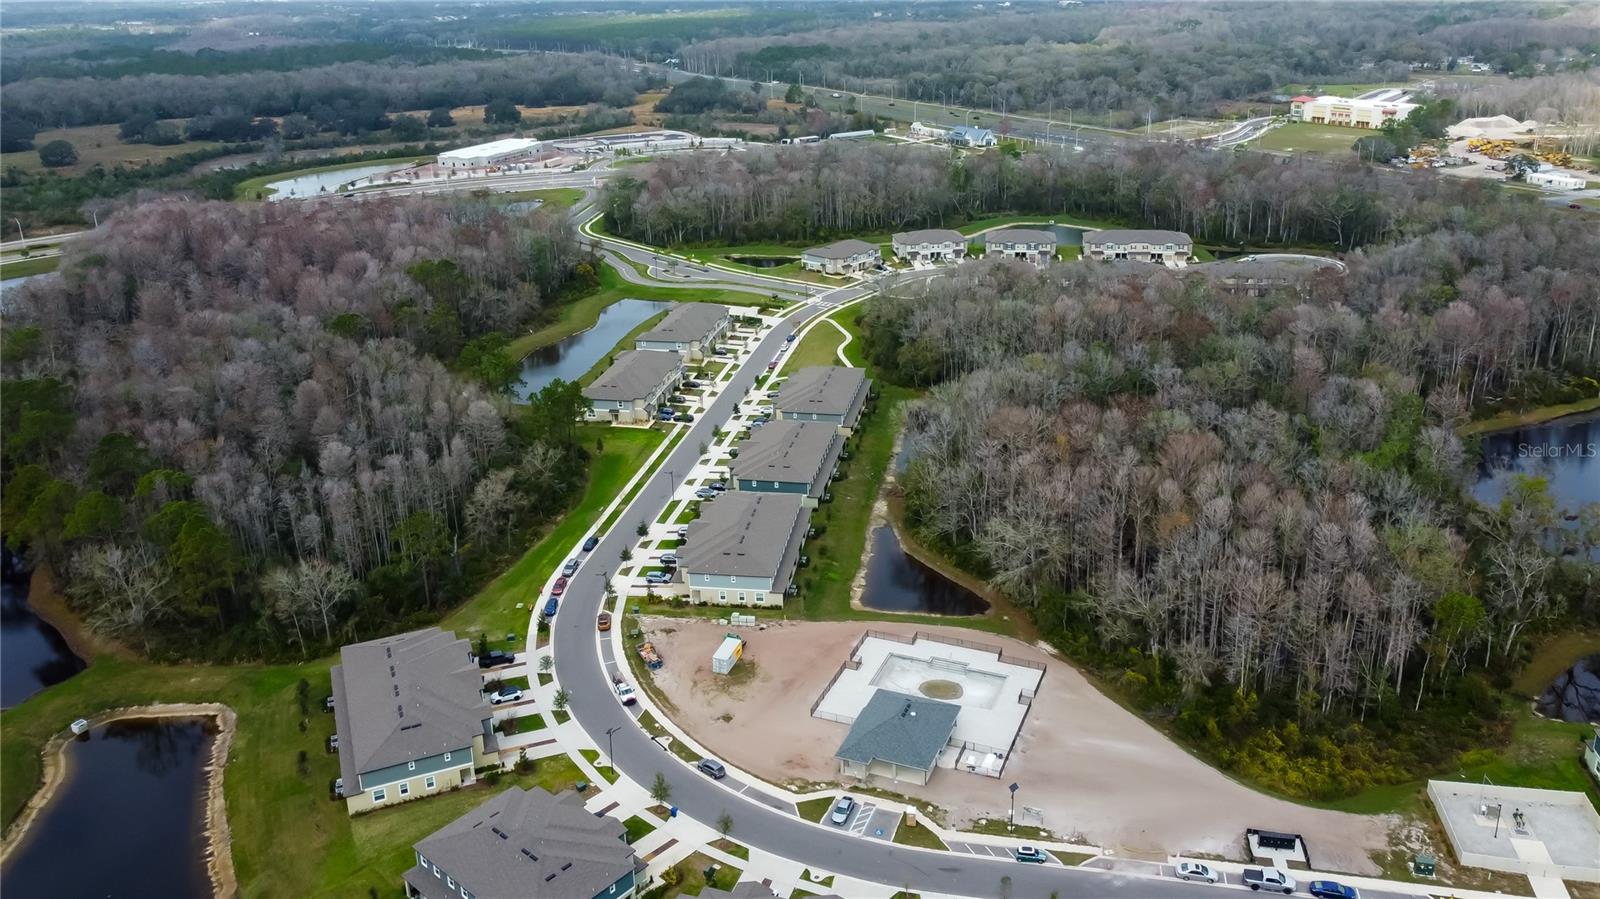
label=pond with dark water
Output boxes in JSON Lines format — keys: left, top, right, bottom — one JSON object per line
{"left": 859, "top": 525, "right": 989, "bottom": 616}
{"left": 1472, "top": 411, "right": 1599, "bottom": 555}
{"left": 1536, "top": 655, "right": 1600, "bottom": 724}
{"left": 1, "top": 565, "right": 85, "bottom": 709}
{"left": 514, "top": 298, "right": 670, "bottom": 400}
{"left": 729, "top": 256, "right": 793, "bottom": 268}
{"left": 1, "top": 718, "right": 216, "bottom": 899}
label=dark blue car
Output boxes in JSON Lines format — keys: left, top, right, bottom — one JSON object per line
{"left": 543, "top": 596, "right": 559, "bottom": 619}
{"left": 1308, "top": 881, "right": 1359, "bottom": 899}
{"left": 582, "top": 536, "right": 599, "bottom": 552}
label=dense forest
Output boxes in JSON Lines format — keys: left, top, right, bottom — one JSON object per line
{"left": 2, "top": 52, "right": 645, "bottom": 130}
{"left": 676, "top": 2, "right": 1600, "bottom": 125}
{"left": 0, "top": 198, "right": 596, "bottom": 659}
{"left": 606, "top": 138, "right": 1535, "bottom": 255}
{"left": 845, "top": 149, "right": 1600, "bottom": 797}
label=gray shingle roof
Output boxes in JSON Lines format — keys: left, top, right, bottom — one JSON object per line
{"left": 984, "top": 228, "right": 1056, "bottom": 245}
{"left": 411, "top": 787, "right": 635, "bottom": 899}
{"left": 681, "top": 492, "right": 809, "bottom": 582}
{"left": 332, "top": 628, "right": 487, "bottom": 784}
{"left": 1082, "top": 229, "right": 1192, "bottom": 247}
{"left": 802, "top": 239, "right": 880, "bottom": 260}
{"left": 583, "top": 350, "right": 682, "bottom": 402}
{"left": 948, "top": 125, "right": 996, "bottom": 142}
{"left": 637, "top": 303, "right": 729, "bottom": 345}
{"left": 835, "top": 689, "right": 960, "bottom": 773}
{"left": 732, "top": 421, "right": 843, "bottom": 497}
{"left": 774, "top": 366, "right": 869, "bottom": 421}
{"left": 892, "top": 229, "right": 964, "bottom": 245}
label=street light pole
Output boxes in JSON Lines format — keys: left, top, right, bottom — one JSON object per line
{"left": 12, "top": 219, "right": 23, "bottom": 243}
{"left": 605, "top": 725, "right": 621, "bottom": 776}
{"left": 1008, "top": 782, "right": 1019, "bottom": 831}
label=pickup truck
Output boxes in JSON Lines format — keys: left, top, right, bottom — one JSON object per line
{"left": 614, "top": 681, "right": 637, "bottom": 705}
{"left": 1242, "top": 868, "right": 1297, "bottom": 894}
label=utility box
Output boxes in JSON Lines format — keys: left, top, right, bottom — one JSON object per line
{"left": 711, "top": 634, "right": 744, "bottom": 675}
{"left": 1412, "top": 853, "right": 1436, "bottom": 877}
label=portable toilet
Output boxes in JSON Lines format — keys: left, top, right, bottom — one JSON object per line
{"left": 711, "top": 634, "right": 744, "bottom": 675}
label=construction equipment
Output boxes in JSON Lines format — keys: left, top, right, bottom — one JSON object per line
{"left": 637, "top": 641, "right": 663, "bottom": 669}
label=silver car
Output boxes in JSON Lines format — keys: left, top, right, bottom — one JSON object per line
{"left": 829, "top": 796, "right": 856, "bottom": 825}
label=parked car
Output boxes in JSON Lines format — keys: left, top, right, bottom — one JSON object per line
{"left": 659, "top": 553, "right": 679, "bottom": 566}
{"left": 331, "top": 777, "right": 345, "bottom": 799}
{"left": 323, "top": 695, "right": 336, "bottom": 713}
{"left": 829, "top": 796, "right": 856, "bottom": 825}
{"left": 1308, "top": 881, "right": 1360, "bottom": 899}
{"left": 488, "top": 686, "right": 524, "bottom": 705}
{"left": 708, "top": 482, "right": 726, "bottom": 491}
{"left": 830, "top": 92, "right": 842, "bottom": 98}
{"left": 326, "top": 733, "right": 339, "bottom": 754}
{"left": 1175, "top": 862, "right": 1218, "bottom": 884}
{"left": 582, "top": 536, "right": 599, "bottom": 552}
{"left": 683, "top": 379, "right": 702, "bottom": 388}
{"left": 785, "top": 333, "right": 797, "bottom": 343}
{"left": 551, "top": 576, "right": 569, "bottom": 596}
{"left": 674, "top": 413, "right": 693, "bottom": 422}
{"left": 597, "top": 611, "right": 612, "bottom": 631}
{"left": 713, "top": 346, "right": 730, "bottom": 356}
{"left": 1014, "top": 846, "right": 1049, "bottom": 864}
{"left": 676, "top": 526, "right": 689, "bottom": 539}
{"left": 697, "top": 758, "right": 728, "bottom": 779}
{"left": 694, "top": 487, "right": 716, "bottom": 499}
{"left": 1242, "top": 868, "right": 1296, "bottom": 894}
{"left": 614, "top": 681, "right": 637, "bottom": 705}
{"left": 669, "top": 395, "right": 688, "bottom": 404}
{"left": 478, "top": 649, "right": 514, "bottom": 669}
{"left": 645, "top": 571, "right": 673, "bottom": 584}
{"left": 766, "top": 360, "right": 778, "bottom": 371}
{"left": 657, "top": 409, "right": 675, "bottom": 421}
{"left": 562, "top": 558, "right": 581, "bottom": 577}
{"left": 543, "top": 596, "right": 559, "bottom": 618}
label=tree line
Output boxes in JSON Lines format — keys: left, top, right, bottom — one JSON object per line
{"left": 1, "top": 197, "right": 596, "bottom": 660}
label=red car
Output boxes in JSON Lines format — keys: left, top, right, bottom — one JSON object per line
{"left": 551, "top": 576, "right": 568, "bottom": 595}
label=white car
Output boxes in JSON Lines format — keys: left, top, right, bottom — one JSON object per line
{"left": 614, "top": 681, "right": 637, "bottom": 705}
{"left": 1176, "top": 861, "right": 1218, "bottom": 883}
{"left": 488, "top": 686, "right": 524, "bottom": 705}
{"left": 829, "top": 796, "right": 855, "bottom": 825}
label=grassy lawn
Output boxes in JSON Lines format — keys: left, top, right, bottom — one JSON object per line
{"left": 0, "top": 255, "right": 60, "bottom": 280}
{"left": 507, "top": 264, "right": 765, "bottom": 361}
{"left": 1051, "top": 851, "right": 1096, "bottom": 865}
{"left": 1459, "top": 397, "right": 1600, "bottom": 436}
{"left": 1250, "top": 122, "right": 1360, "bottom": 157}
{"left": 1278, "top": 81, "right": 1413, "bottom": 98}
{"left": 1512, "top": 630, "right": 1600, "bottom": 697}
{"left": 624, "top": 814, "right": 657, "bottom": 843}
{"left": 711, "top": 837, "right": 749, "bottom": 861}
{"left": 492, "top": 187, "right": 585, "bottom": 211}
{"left": 796, "top": 796, "right": 834, "bottom": 822}
{"left": 891, "top": 818, "right": 948, "bottom": 851}
{"left": 495, "top": 712, "right": 546, "bottom": 735}
{"left": 580, "top": 749, "right": 618, "bottom": 783}
{"left": 441, "top": 426, "right": 664, "bottom": 648}
{"left": 0, "top": 122, "right": 226, "bottom": 176}
{"left": 786, "top": 318, "right": 851, "bottom": 370}
{"left": 232, "top": 155, "right": 431, "bottom": 200}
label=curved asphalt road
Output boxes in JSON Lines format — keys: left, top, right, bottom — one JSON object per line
{"left": 548, "top": 276, "right": 1223, "bottom": 898}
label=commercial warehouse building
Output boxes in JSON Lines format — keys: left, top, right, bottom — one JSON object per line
{"left": 1527, "top": 171, "right": 1586, "bottom": 191}
{"left": 436, "top": 138, "right": 542, "bottom": 169}
{"left": 679, "top": 492, "right": 811, "bottom": 607}
{"left": 1289, "top": 95, "right": 1418, "bottom": 129}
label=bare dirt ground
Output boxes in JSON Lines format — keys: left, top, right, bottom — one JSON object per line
{"left": 643, "top": 616, "right": 1390, "bottom": 874}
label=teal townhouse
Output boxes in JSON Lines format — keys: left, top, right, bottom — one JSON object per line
{"left": 772, "top": 366, "right": 871, "bottom": 434}
{"left": 405, "top": 787, "right": 641, "bottom": 899}
{"left": 634, "top": 303, "right": 730, "bottom": 362}
{"left": 332, "top": 628, "right": 500, "bottom": 815}
{"left": 679, "top": 492, "right": 810, "bottom": 607}
{"left": 731, "top": 420, "right": 842, "bottom": 507}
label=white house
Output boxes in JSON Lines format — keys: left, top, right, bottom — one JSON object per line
{"left": 947, "top": 125, "right": 997, "bottom": 148}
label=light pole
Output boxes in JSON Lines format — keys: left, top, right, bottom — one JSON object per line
{"left": 12, "top": 219, "right": 23, "bottom": 243}
{"left": 605, "top": 725, "right": 621, "bottom": 775}
{"left": 1008, "top": 781, "right": 1019, "bottom": 830}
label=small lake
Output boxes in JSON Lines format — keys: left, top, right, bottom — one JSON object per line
{"left": 514, "top": 298, "right": 670, "bottom": 400}
{"left": 264, "top": 163, "right": 407, "bottom": 200}
{"left": 860, "top": 525, "right": 990, "bottom": 616}
{"left": 1, "top": 570, "right": 85, "bottom": 709}
{"left": 1, "top": 718, "right": 216, "bottom": 899}
{"left": 968, "top": 223, "right": 1085, "bottom": 249}
{"left": 729, "top": 255, "right": 793, "bottom": 268}
{"left": 1473, "top": 412, "right": 1599, "bottom": 554}
{"left": 1536, "top": 655, "right": 1600, "bottom": 724}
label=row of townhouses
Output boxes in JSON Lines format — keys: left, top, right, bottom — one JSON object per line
{"left": 800, "top": 228, "right": 1196, "bottom": 273}
{"left": 583, "top": 304, "right": 732, "bottom": 425}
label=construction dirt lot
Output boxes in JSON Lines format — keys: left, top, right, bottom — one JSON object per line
{"left": 642, "top": 616, "right": 1391, "bottom": 874}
